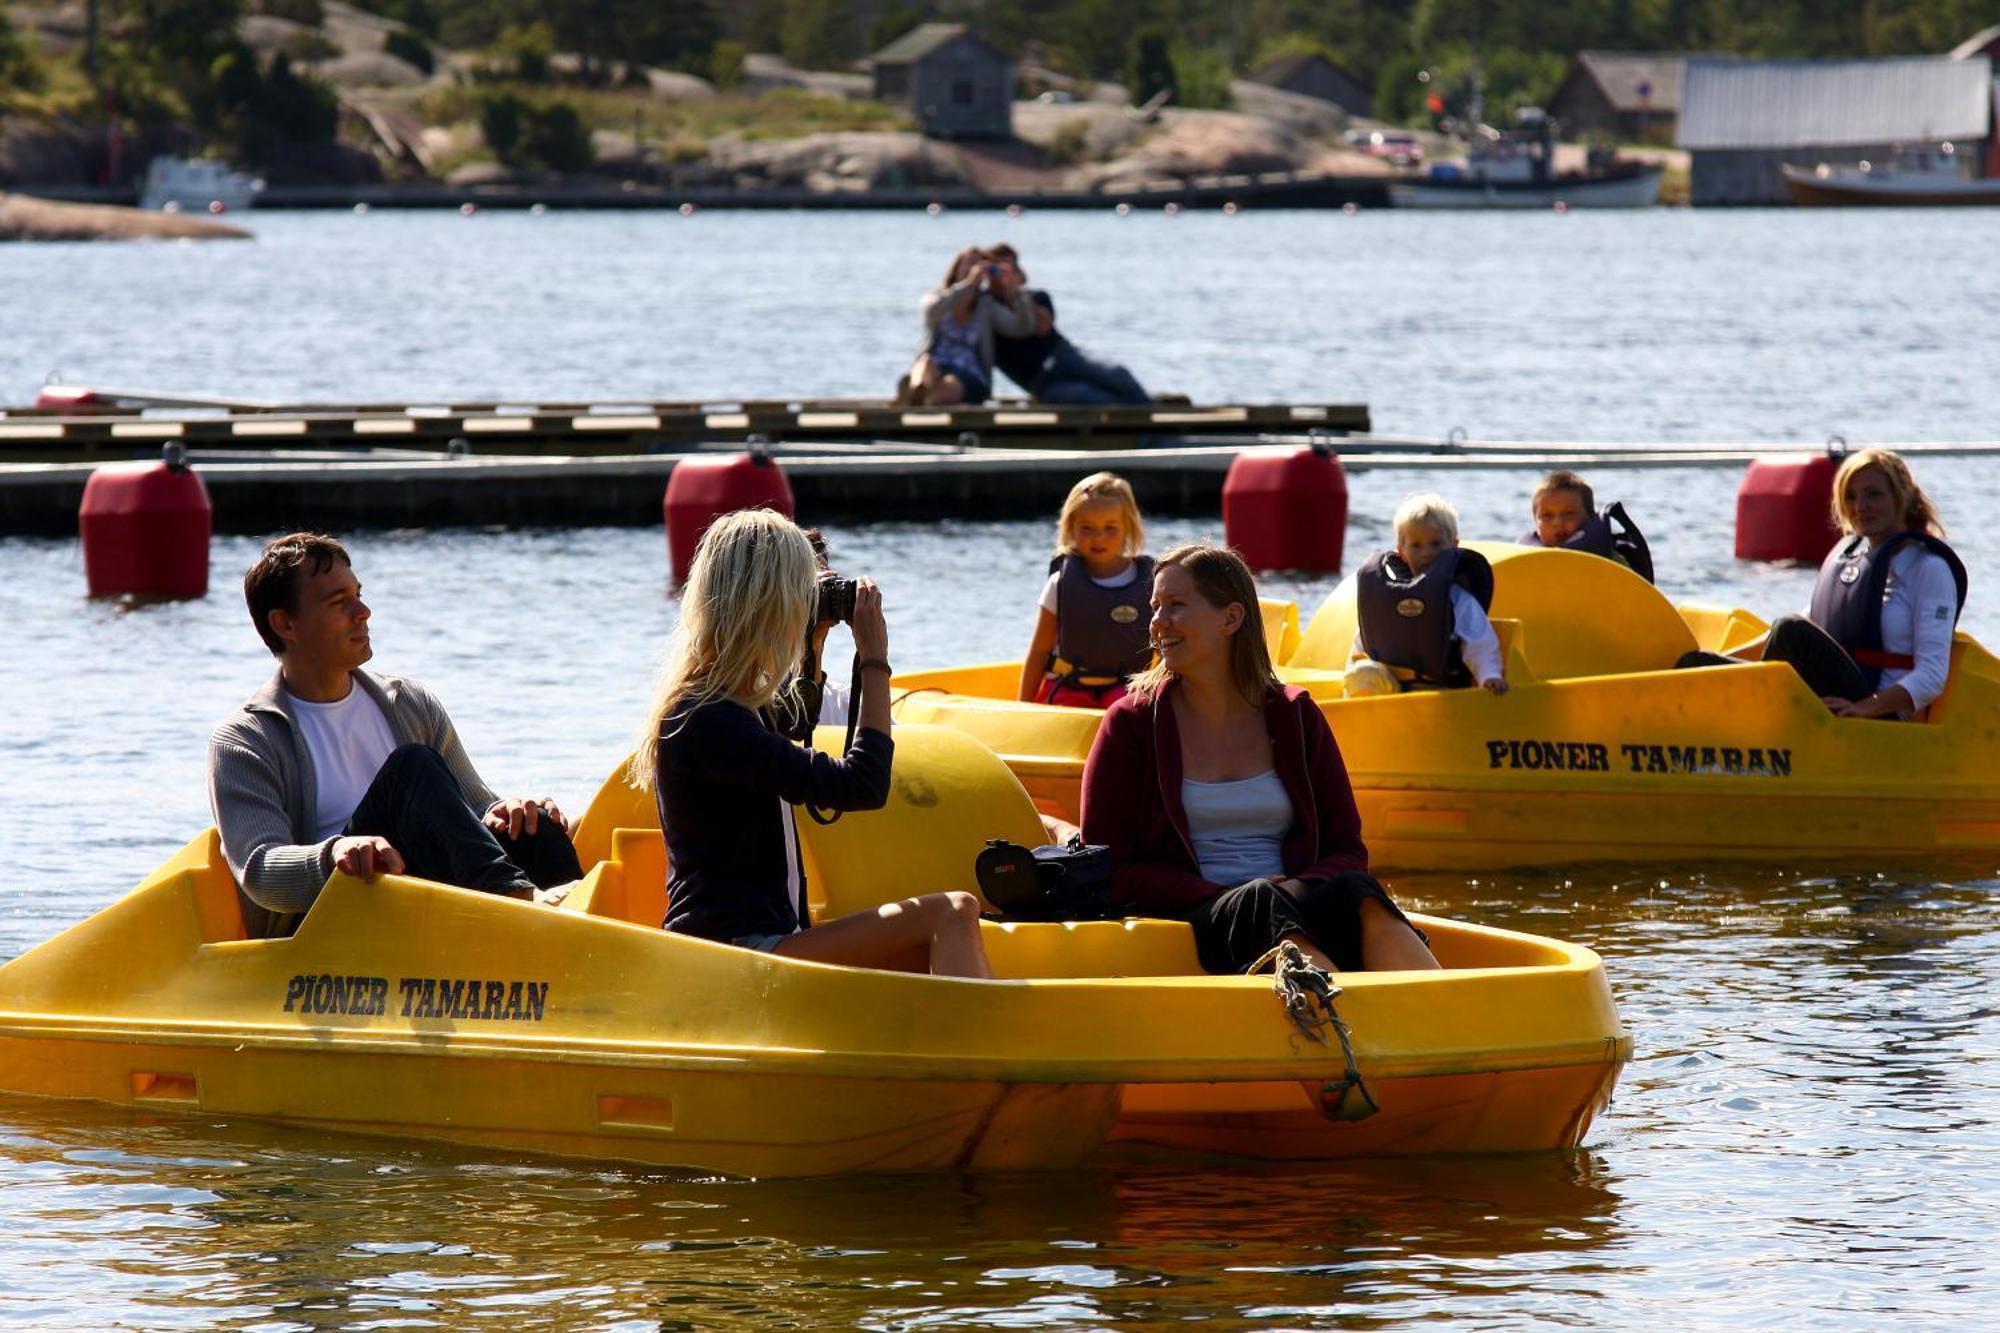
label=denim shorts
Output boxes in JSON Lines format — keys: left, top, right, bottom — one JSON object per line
{"left": 732, "top": 931, "right": 792, "bottom": 953}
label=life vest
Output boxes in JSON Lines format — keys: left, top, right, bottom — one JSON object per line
{"left": 1050, "top": 553, "right": 1156, "bottom": 682}
{"left": 1520, "top": 501, "right": 1654, "bottom": 584}
{"left": 1806, "top": 531, "right": 1968, "bottom": 689}
{"left": 1355, "top": 547, "right": 1495, "bottom": 686}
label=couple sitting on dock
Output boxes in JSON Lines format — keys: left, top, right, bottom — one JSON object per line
{"left": 897, "top": 244, "right": 1152, "bottom": 408}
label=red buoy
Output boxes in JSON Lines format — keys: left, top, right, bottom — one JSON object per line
{"left": 36, "top": 384, "right": 108, "bottom": 413}
{"left": 1222, "top": 444, "right": 1348, "bottom": 573}
{"left": 663, "top": 451, "right": 795, "bottom": 583}
{"left": 1735, "top": 453, "right": 1840, "bottom": 563}
{"left": 79, "top": 448, "right": 213, "bottom": 599}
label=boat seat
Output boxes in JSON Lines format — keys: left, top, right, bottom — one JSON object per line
{"left": 565, "top": 724, "right": 1052, "bottom": 923}
{"left": 1292, "top": 543, "right": 1698, "bottom": 681}
{"left": 183, "top": 830, "right": 249, "bottom": 943}
{"left": 981, "top": 919, "right": 1204, "bottom": 979}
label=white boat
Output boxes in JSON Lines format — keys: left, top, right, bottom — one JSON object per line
{"left": 140, "top": 157, "right": 263, "bottom": 214}
{"left": 1782, "top": 143, "right": 2000, "bottom": 207}
{"left": 1389, "top": 109, "right": 1662, "bottom": 209}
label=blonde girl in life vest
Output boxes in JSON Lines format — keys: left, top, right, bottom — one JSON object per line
{"left": 1019, "top": 472, "right": 1157, "bottom": 708}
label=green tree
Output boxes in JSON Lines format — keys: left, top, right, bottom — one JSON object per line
{"left": 1129, "top": 27, "right": 1177, "bottom": 104}
{"left": 780, "top": 0, "right": 847, "bottom": 68}
{"left": 480, "top": 91, "right": 524, "bottom": 160}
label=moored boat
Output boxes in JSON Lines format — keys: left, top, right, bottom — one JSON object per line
{"left": 1782, "top": 143, "right": 2000, "bottom": 206}
{"left": 891, "top": 544, "right": 2000, "bottom": 871}
{"left": 140, "top": 157, "right": 264, "bottom": 213}
{"left": 0, "top": 726, "right": 1628, "bottom": 1176}
{"left": 1387, "top": 107, "right": 1662, "bottom": 209}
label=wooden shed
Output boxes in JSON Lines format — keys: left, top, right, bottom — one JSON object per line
{"left": 871, "top": 24, "right": 1014, "bottom": 141}
{"left": 1547, "top": 52, "right": 1708, "bottom": 144}
{"left": 1244, "top": 52, "right": 1373, "bottom": 118}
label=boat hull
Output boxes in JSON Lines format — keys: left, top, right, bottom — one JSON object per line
{"left": 1389, "top": 165, "right": 1662, "bottom": 209}
{"left": 1782, "top": 166, "right": 2000, "bottom": 207}
{"left": 891, "top": 546, "right": 2000, "bottom": 871}
{"left": 0, "top": 727, "right": 1628, "bottom": 1175}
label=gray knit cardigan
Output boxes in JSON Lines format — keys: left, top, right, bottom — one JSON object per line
{"left": 206, "top": 666, "right": 498, "bottom": 938}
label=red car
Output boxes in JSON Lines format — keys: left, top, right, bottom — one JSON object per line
{"left": 1345, "top": 129, "right": 1424, "bottom": 168}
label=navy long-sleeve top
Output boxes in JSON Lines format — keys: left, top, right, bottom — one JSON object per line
{"left": 655, "top": 696, "right": 894, "bottom": 942}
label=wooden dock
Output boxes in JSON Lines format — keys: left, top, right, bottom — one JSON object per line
{"left": 0, "top": 397, "right": 1368, "bottom": 464}
{"left": 11, "top": 433, "right": 1999, "bottom": 539}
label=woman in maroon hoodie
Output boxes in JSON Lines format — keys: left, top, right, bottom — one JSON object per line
{"left": 1080, "top": 543, "right": 1439, "bottom": 975}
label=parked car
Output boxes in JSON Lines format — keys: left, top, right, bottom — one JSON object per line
{"left": 1344, "top": 129, "right": 1424, "bottom": 168}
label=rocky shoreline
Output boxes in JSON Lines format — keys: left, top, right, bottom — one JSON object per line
{"left": 0, "top": 192, "right": 251, "bottom": 241}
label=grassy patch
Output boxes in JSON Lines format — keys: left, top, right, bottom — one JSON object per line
{"left": 417, "top": 84, "right": 910, "bottom": 144}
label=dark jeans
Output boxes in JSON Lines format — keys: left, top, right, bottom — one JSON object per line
{"left": 1179, "top": 872, "right": 1417, "bottom": 975}
{"left": 345, "top": 744, "right": 581, "bottom": 898}
{"left": 1678, "top": 615, "right": 1871, "bottom": 701}
{"left": 1035, "top": 342, "right": 1149, "bottom": 406}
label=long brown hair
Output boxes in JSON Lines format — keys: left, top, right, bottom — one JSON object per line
{"left": 1126, "top": 543, "right": 1278, "bottom": 707}
{"left": 1832, "top": 448, "right": 1946, "bottom": 537}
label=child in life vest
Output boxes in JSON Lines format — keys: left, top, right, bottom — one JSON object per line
{"left": 1019, "top": 472, "right": 1156, "bottom": 708}
{"left": 1522, "top": 469, "right": 1655, "bottom": 582}
{"left": 1347, "top": 493, "right": 1508, "bottom": 697}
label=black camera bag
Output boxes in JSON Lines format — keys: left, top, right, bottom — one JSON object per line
{"left": 975, "top": 837, "right": 1122, "bottom": 922}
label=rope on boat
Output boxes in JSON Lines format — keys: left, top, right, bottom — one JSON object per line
{"left": 1257, "top": 940, "right": 1379, "bottom": 1123}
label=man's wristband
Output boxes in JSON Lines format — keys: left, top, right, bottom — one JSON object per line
{"left": 858, "top": 658, "right": 893, "bottom": 676}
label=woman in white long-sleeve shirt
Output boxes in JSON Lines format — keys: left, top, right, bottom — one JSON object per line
{"left": 1762, "top": 449, "right": 1967, "bottom": 719}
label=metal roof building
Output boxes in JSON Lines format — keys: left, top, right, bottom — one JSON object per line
{"left": 1678, "top": 55, "right": 1995, "bottom": 204}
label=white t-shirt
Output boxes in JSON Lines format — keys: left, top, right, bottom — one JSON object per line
{"left": 288, "top": 683, "right": 399, "bottom": 841}
{"left": 1039, "top": 559, "right": 1141, "bottom": 614}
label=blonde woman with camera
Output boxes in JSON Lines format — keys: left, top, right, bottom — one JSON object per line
{"left": 631, "top": 509, "right": 991, "bottom": 978}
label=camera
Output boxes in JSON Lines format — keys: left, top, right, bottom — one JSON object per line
{"left": 816, "top": 575, "right": 858, "bottom": 624}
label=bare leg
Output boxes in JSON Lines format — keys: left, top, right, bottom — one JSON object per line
{"left": 1280, "top": 931, "right": 1337, "bottom": 973}
{"left": 931, "top": 374, "right": 967, "bottom": 406}
{"left": 774, "top": 892, "right": 992, "bottom": 979}
{"left": 1039, "top": 813, "right": 1080, "bottom": 845}
{"left": 1358, "top": 898, "right": 1440, "bottom": 970}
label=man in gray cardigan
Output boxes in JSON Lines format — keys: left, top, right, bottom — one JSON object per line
{"left": 208, "top": 533, "right": 579, "bottom": 938}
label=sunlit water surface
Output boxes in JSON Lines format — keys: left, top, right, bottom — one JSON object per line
{"left": 2, "top": 210, "right": 1997, "bottom": 1326}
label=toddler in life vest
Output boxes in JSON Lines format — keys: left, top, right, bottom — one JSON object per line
{"left": 1019, "top": 472, "right": 1156, "bottom": 707}
{"left": 1522, "top": 469, "right": 1655, "bottom": 583}
{"left": 1348, "top": 493, "right": 1508, "bottom": 696}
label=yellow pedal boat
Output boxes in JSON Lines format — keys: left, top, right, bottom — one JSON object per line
{"left": 0, "top": 726, "right": 1627, "bottom": 1177}
{"left": 892, "top": 543, "right": 2000, "bottom": 870}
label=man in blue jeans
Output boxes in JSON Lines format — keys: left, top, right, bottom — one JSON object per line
{"left": 989, "top": 245, "right": 1152, "bottom": 406}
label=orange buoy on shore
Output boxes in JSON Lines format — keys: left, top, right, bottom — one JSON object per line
{"left": 1735, "top": 453, "right": 1840, "bottom": 563}
{"left": 78, "top": 445, "right": 212, "bottom": 599}
{"left": 1222, "top": 443, "right": 1348, "bottom": 573}
{"left": 664, "top": 451, "right": 795, "bottom": 582}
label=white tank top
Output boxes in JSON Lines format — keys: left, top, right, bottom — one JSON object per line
{"left": 1180, "top": 769, "right": 1291, "bottom": 886}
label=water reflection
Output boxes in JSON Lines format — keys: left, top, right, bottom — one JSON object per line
{"left": 0, "top": 1097, "right": 1629, "bottom": 1328}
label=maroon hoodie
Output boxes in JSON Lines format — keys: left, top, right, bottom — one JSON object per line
{"left": 1080, "top": 679, "right": 1369, "bottom": 911}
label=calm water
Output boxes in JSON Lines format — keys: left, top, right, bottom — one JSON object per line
{"left": 3, "top": 210, "right": 1998, "bottom": 1326}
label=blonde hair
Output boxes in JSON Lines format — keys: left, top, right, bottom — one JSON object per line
{"left": 1393, "top": 492, "right": 1460, "bottom": 543}
{"left": 1127, "top": 543, "right": 1278, "bottom": 708}
{"left": 1832, "top": 448, "right": 1945, "bottom": 538}
{"left": 627, "top": 509, "right": 816, "bottom": 791}
{"left": 1054, "top": 471, "right": 1145, "bottom": 558}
